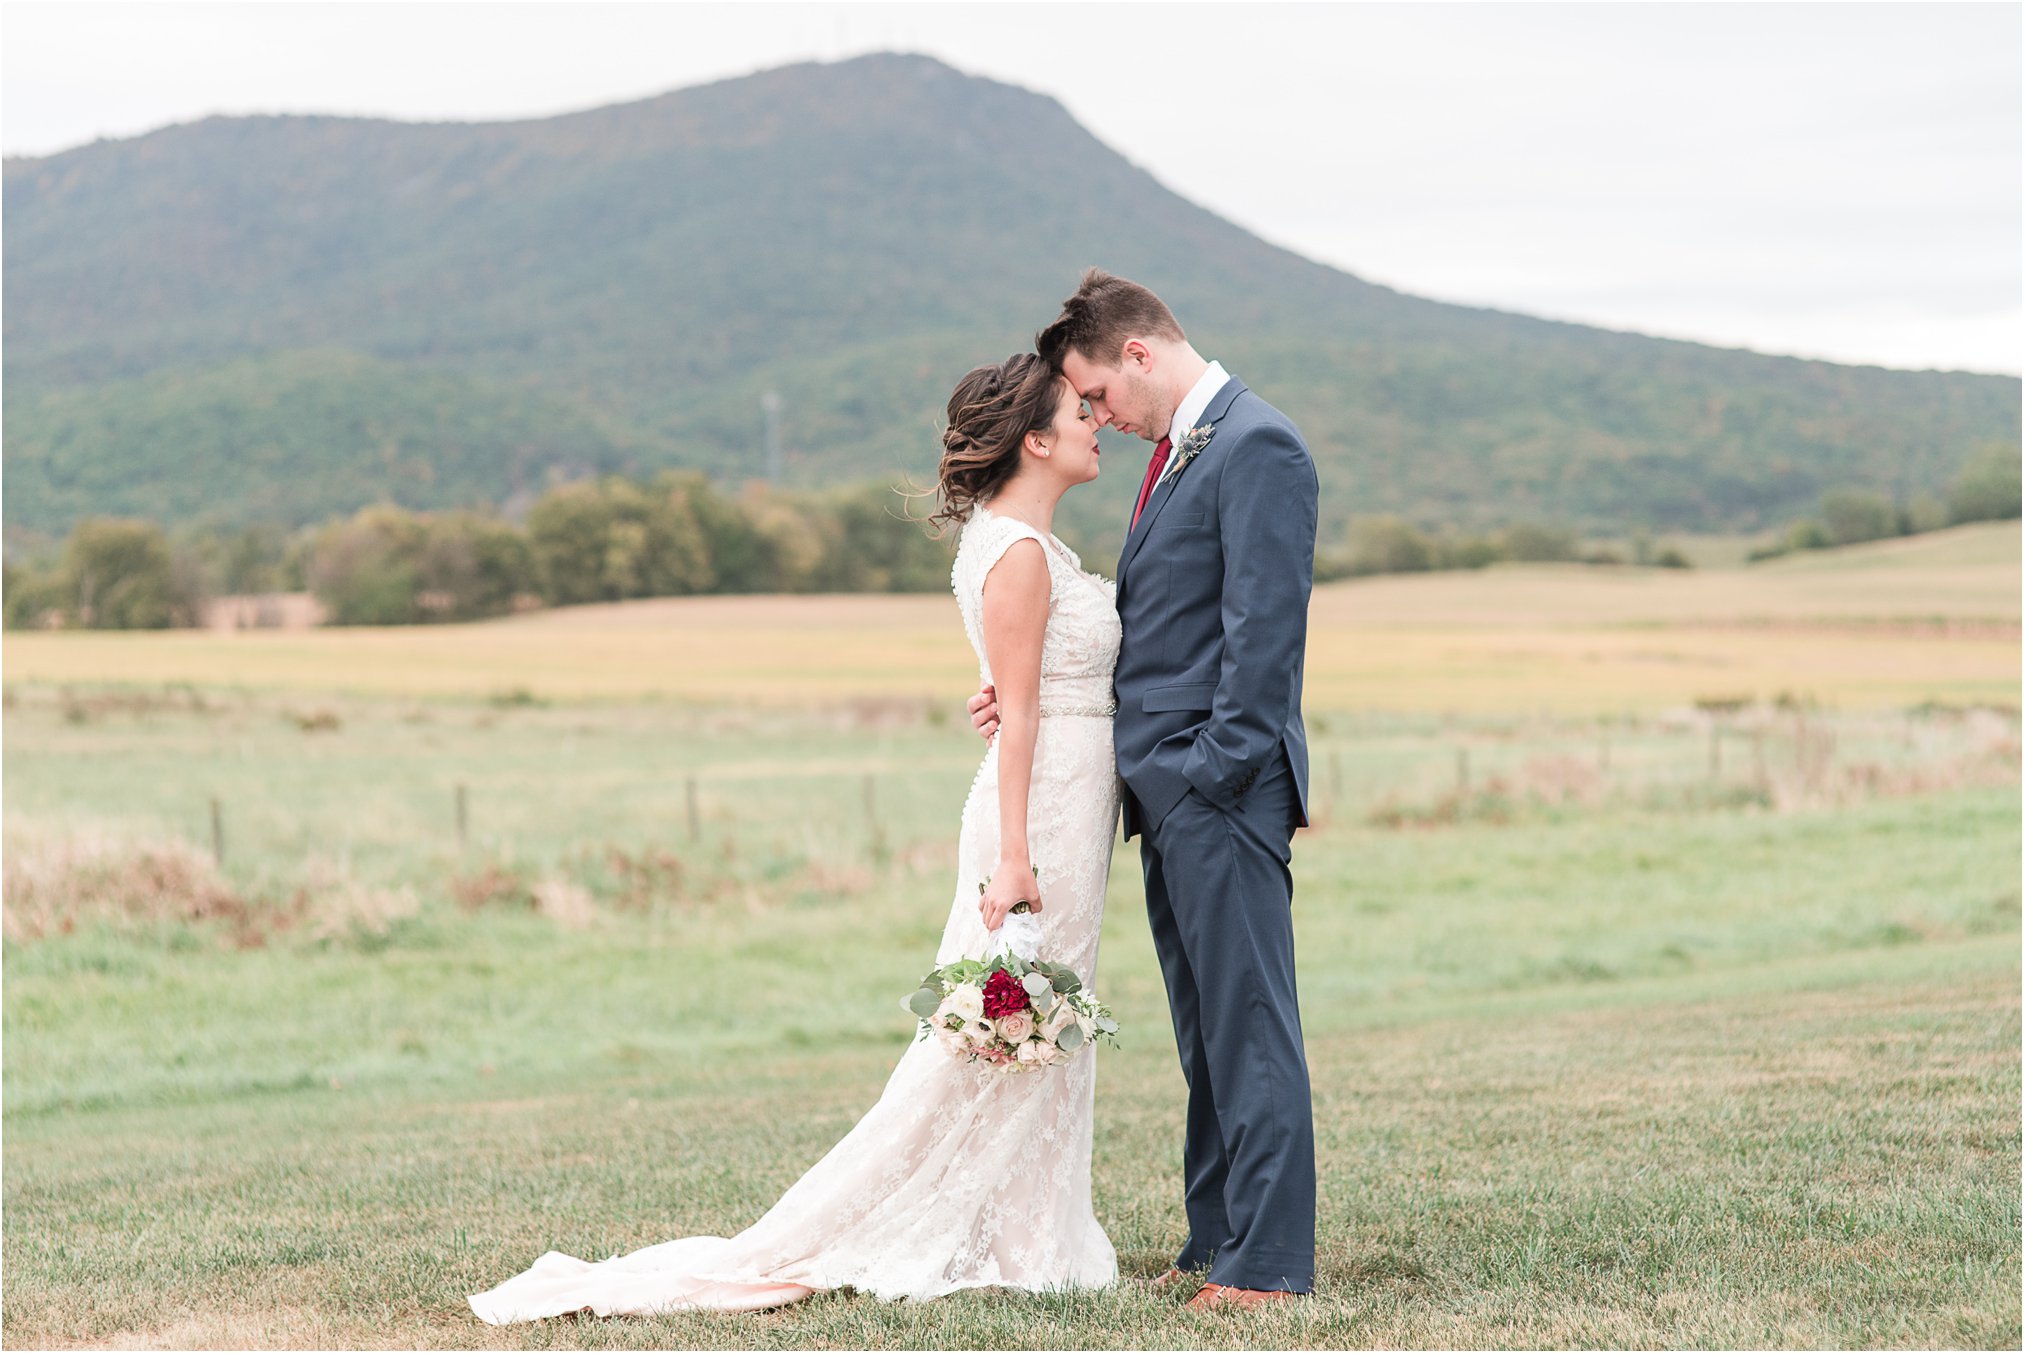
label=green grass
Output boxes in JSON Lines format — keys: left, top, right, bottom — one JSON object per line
{"left": 4, "top": 675, "right": 2019, "bottom": 1347}
{"left": 7, "top": 938, "right": 2016, "bottom": 1349}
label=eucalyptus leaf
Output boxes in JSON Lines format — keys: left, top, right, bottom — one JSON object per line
{"left": 1056, "top": 1024, "right": 1084, "bottom": 1051}
{"left": 1021, "top": 972, "right": 1052, "bottom": 1001}
{"left": 906, "top": 987, "right": 942, "bottom": 1019}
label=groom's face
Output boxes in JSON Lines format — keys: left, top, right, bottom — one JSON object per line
{"left": 1060, "top": 345, "right": 1166, "bottom": 445}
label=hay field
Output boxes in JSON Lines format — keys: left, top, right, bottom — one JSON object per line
{"left": 4, "top": 523, "right": 2016, "bottom": 712}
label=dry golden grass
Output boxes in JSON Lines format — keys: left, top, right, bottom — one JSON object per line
{"left": 0, "top": 819, "right": 424, "bottom": 947}
{"left": 5, "top": 524, "right": 2016, "bottom": 713}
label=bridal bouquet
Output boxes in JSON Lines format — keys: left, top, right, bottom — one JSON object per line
{"left": 902, "top": 902, "right": 1119, "bottom": 1074}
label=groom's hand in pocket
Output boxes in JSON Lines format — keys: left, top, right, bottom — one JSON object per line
{"left": 967, "top": 683, "right": 1000, "bottom": 742}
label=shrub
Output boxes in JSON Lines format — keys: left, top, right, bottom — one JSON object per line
{"left": 3, "top": 561, "right": 69, "bottom": 629}
{"left": 307, "top": 505, "right": 429, "bottom": 625}
{"left": 1499, "top": 522, "right": 1580, "bottom": 562}
{"left": 1343, "top": 516, "right": 1435, "bottom": 575}
{"left": 1947, "top": 441, "right": 2021, "bottom": 525}
{"left": 1785, "top": 518, "right": 1831, "bottom": 552}
{"left": 59, "top": 518, "right": 199, "bottom": 628}
{"left": 1819, "top": 489, "right": 1897, "bottom": 546}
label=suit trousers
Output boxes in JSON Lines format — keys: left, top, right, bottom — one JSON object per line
{"left": 1137, "top": 745, "right": 1316, "bottom": 1292}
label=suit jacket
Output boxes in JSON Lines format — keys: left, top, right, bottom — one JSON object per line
{"left": 1113, "top": 375, "right": 1318, "bottom": 841}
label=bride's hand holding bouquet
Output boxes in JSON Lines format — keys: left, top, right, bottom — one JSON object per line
{"left": 977, "top": 855, "right": 1043, "bottom": 931}
{"left": 901, "top": 866, "right": 1118, "bottom": 1074}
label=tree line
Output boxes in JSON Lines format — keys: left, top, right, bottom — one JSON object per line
{"left": 2, "top": 473, "right": 955, "bottom": 629}
{"left": 5, "top": 444, "right": 2016, "bottom": 630}
{"left": 1314, "top": 440, "right": 2019, "bottom": 581}
{"left": 1315, "top": 519, "right": 1692, "bottom": 581}
{"left": 1744, "top": 441, "right": 2020, "bottom": 560}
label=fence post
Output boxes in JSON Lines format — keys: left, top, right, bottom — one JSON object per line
{"left": 455, "top": 782, "right": 468, "bottom": 848}
{"left": 209, "top": 795, "right": 224, "bottom": 865}
{"left": 864, "top": 774, "right": 888, "bottom": 864}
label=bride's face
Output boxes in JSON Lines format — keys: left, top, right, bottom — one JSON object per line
{"left": 1042, "top": 377, "right": 1102, "bottom": 485}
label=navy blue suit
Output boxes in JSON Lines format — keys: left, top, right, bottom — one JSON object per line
{"left": 1113, "top": 375, "right": 1318, "bottom": 1292}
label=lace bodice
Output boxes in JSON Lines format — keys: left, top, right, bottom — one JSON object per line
{"left": 951, "top": 505, "right": 1121, "bottom": 715}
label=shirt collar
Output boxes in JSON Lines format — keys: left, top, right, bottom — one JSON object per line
{"left": 1151, "top": 360, "right": 1228, "bottom": 490}
{"left": 1169, "top": 360, "right": 1228, "bottom": 449}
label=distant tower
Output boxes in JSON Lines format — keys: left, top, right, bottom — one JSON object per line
{"left": 761, "top": 391, "right": 783, "bottom": 483}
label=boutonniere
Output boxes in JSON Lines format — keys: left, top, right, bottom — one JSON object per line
{"left": 1169, "top": 423, "right": 1216, "bottom": 479}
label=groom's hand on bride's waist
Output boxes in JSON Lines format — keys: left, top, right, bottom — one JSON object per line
{"left": 968, "top": 684, "right": 1000, "bottom": 742}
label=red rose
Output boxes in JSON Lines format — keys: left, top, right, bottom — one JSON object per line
{"left": 982, "top": 968, "right": 1031, "bottom": 1019}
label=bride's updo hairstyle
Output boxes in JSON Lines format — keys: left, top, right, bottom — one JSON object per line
{"left": 928, "top": 353, "right": 1063, "bottom": 535}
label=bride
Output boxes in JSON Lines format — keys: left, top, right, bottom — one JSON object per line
{"left": 468, "top": 353, "right": 1125, "bottom": 1321}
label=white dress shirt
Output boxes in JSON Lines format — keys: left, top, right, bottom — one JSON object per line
{"left": 1151, "top": 360, "right": 1230, "bottom": 495}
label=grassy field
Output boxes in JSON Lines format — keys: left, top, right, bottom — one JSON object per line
{"left": 4, "top": 523, "right": 2017, "bottom": 712}
{"left": 2, "top": 768, "right": 2016, "bottom": 1349}
{"left": 3, "top": 525, "right": 2019, "bottom": 1348}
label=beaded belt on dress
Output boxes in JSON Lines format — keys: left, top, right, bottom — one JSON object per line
{"left": 1038, "top": 699, "right": 1117, "bottom": 718}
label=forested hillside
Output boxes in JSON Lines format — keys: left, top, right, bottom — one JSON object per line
{"left": 6, "top": 52, "right": 2016, "bottom": 558}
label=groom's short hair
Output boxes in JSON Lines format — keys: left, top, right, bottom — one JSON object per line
{"left": 1037, "top": 269, "right": 1186, "bottom": 371}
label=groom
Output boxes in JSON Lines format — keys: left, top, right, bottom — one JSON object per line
{"left": 970, "top": 269, "right": 1319, "bottom": 1309}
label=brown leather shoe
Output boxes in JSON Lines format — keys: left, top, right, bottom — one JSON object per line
{"left": 1147, "top": 1267, "right": 1195, "bottom": 1292}
{"left": 1185, "top": 1282, "right": 1302, "bottom": 1312}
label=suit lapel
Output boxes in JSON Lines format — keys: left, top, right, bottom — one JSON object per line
{"left": 1115, "top": 377, "right": 1248, "bottom": 587}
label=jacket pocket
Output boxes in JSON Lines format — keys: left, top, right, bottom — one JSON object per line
{"left": 1142, "top": 682, "right": 1218, "bottom": 713}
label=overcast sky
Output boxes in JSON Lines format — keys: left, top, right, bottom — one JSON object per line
{"left": 5, "top": 1, "right": 2018, "bottom": 375}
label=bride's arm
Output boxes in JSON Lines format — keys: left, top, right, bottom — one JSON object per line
{"left": 978, "top": 538, "right": 1049, "bottom": 929}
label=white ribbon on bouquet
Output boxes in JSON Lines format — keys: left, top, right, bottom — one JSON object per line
{"left": 983, "top": 909, "right": 1043, "bottom": 962}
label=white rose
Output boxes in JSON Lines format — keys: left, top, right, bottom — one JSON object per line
{"left": 1017, "top": 1039, "right": 1043, "bottom": 1064}
{"left": 948, "top": 984, "right": 985, "bottom": 1022}
{"left": 965, "top": 1017, "right": 995, "bottom": 1047}
{"left": 1031, "top": 1040, "right": 1061, "bottom": 1066}
{"left": 996, "top": 1010, "right": 1036, "bottom": 1043}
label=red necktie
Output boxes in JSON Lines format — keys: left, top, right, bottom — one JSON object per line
{"left": 1131, "top": 437, "right": 1173, "bottom": 530}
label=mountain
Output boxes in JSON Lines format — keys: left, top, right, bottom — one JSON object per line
{"left": 4, "top": 52, "right": 2016, "bottom": 556}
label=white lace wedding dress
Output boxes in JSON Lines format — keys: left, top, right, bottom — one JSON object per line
{"left": 468, "top": 505, "right": 1124, "bottom": 1321}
